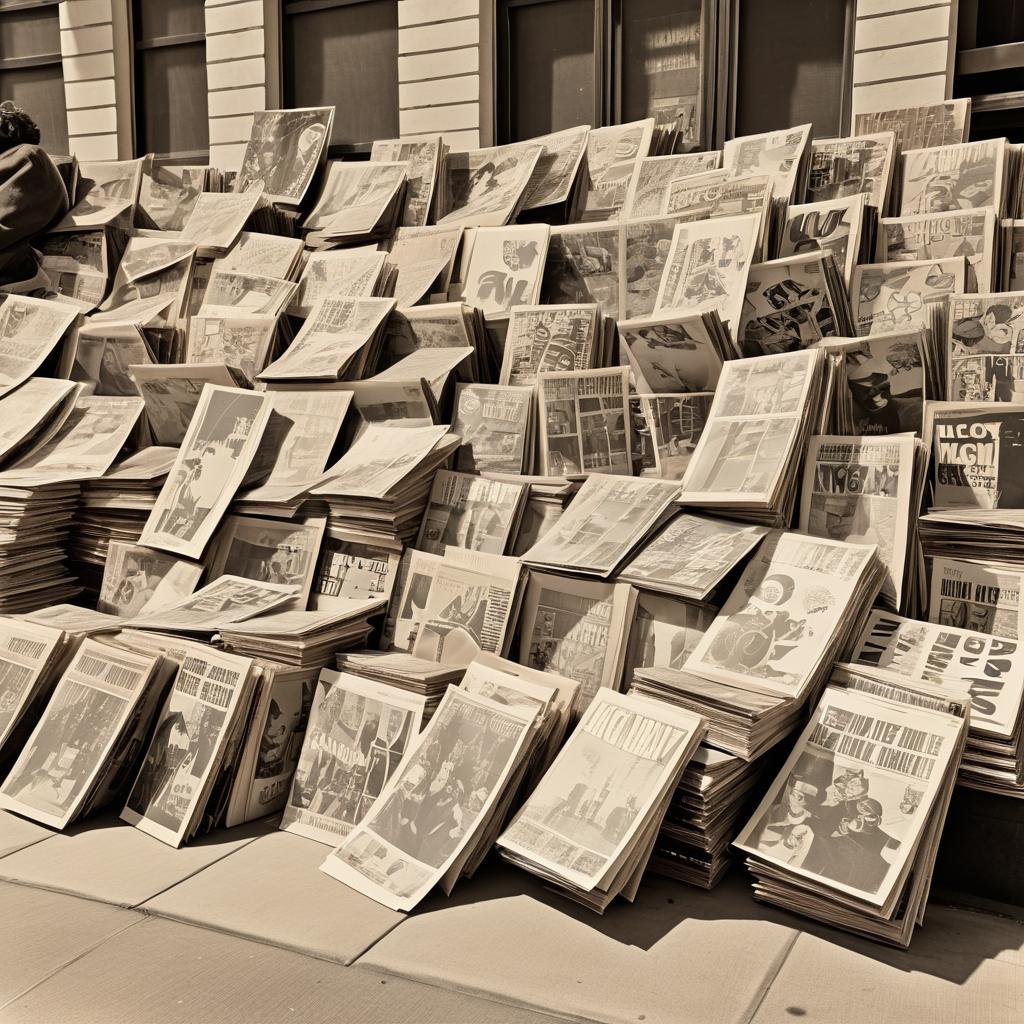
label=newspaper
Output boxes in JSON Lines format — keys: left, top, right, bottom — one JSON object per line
{"left": 734, "top": 685, "right": 963, "bottom": 905}
{"left": 622, "top": 215, "right": 696, "bottom": 319}
{"left": 241, "top": 389, "right": 351, "bottom": 504}
{"left": 440, "top": 142, "right": 543, "bottom": 226}
{"left": 850, "top": 609, "right": 1024, "bottom": 740}
{"left": 900, "top": 139, "right": 1004, "bottom": 216}
{"left": 842, "top": 330, "right": 927, "bottom": 434}
{"left": 852, "top": 258, "right": 964, "bottom": 335}
{"left": 624, "top": 591, "right": 715, "bottom": 678}
{"left": 545, "top": 221, "right": 622, "bottom": 317}
{"left": 130, "top": 363, "right": 241, "bottom": 446}
{"left": 138, "top": 164, "right": 207, "bottom": 231}
{"left": 235, "top": 107, "right": 334, "bottom": 204}
{"left": 139, "top": 385, "right": 272, "bottom": 559}
{"left": 537, "top": 367, "right": 631, "bottom": 476}
{"left": 625, "top": 152, "right": 722, "bottom": 218}
{"left": 880, "top": 209, "right": 996, "bottom": 294}
{"left": 452, "top": 383, "right": 534, "bottom": 474}
{"left": 499, "top": 304, "right": 601, "bottom": 385}
{"left": 498, "top": 690, "right": 704, "bottom": 892}
{"left": 462, "top": 225, "right": 549, "bottom": 317}
{"left": 389, "top": 548, "right": 524, "bottom": 667}
{"left": 780, "top": 193, "right": 867, "bottom": 284}
{"left": 519, "top": 124, "right": 589, "bottom": 210}
{"left": 654, "top": 214, "right": 761, "bottom": 327}
{"left": 72, "top": 323, "right": 151, "bottom": 396}
{"left": 258, "top": 297, "right": 394, "bottom": 382}
{"left": 127, "top": 575, "right": 298, "bottom": 633}
{"left": 206, "top": 515, "right": 326, "bottom": 604}
{"left": 0, "top": 640, "right": 159, "bottom": 828}
{"left": 737, "top": 253, "right": 845, "bottom": 356}
{"left": 948, "top": 294, "right": 1024, "bottom": 401}
{"left": 185, "top": 315, "right": 277, "bottom": 384}
{"left": 313, "top": 533, "right": 402, "bottom": 610}
{"left": 800, "top": 434, "right": 917, "bottom": 607}
{"left": 924, "top": 403, "right": 1024, "bottom": 510}
{"left": 523, "top": 474, "right": 680, "bottom": 576}
{"left": 416, "top": 471, "right": 525, "bottom": 557}
{"left": 929, "top": 557, "right": 1024, "bottom": 640}
{"left": 518, "top": 573, "right": 634, "bottom": 711}
{"left": 664, "top": 170, "right": 773, "bottom": 242}
{"left": 619, "top": 314, "right": 727, "bottom": 392}
{"left": 723, "top": 125, "right": 811, "bottom": 200}
{"left": 217, "top": 232, "right": 304, "bottom": 279}
{"left": 387, "top": 226, "right": 462, "bottom": 307}
{"left": 582, "top": 120, "right": 655, "bottom": 219}
{"left": 371, "top": 135, "right": 441, "bottom": 226}
{"left": 633, "top": 393, "right": 713, "bottom": 478}
{"left": 686, "top": 531, "right": 879, "bottom": 699}
{"left": 122, "top": 642, "right": 255, "bottom": 845}
{"left": 97, "top": 541, "right": 203, "bottom": 617}
{"left": 617, "top": 512, "right": 768, "bottom": 600}
{"left": 200, "top": 269, "right": 297, "bottom": 319}
{"left": 682, "top": 348, "right": 821, "bottom": 504}
{"left": 179, "top": 188, "right": 265, "bottom": 254}
{"left": 854, "top": 100, "right": 970, "bottom": 151}
{"left": 0, "top": 377, "right": 76, "bottom": 464}
{"left": 311, "top": 423, "right": 451, "bottom": 499}
{"left": 281, "top": 669, "right": 426, "bottom": 845}
{"left": 290, "top": 249, "right": 387, "bottom": 318}
{"left": 807, "top": 133, "right": 896, "bottom": 210}
{"left": 320, "top": 686, "right": 537, "bottom": 911}
{"left": 304, "top": 161, "right": 406, "bottom": 238}
{"left": 0, "top": 295, "right": 78, "bottom": 398}
{"left": 0, "top": 395, "right": 144, "bottom": 485}
{"left": 0, "top": 619, "right": 66, "bottom": 750}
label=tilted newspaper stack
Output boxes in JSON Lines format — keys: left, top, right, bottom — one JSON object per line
{"left": 680, "top": 348, "right": 829, "bottom": 526}
{"left": 497, "top": 689, "right": 706, "bottom": 911}
{"left": 847, "top": 610, "right": 1024, "bottom": 798}
{"left": 652, "top": 745, "right": 779, "bottom": 890}
{"left": 734, "top": 677, "right": 967, "bottom": 947}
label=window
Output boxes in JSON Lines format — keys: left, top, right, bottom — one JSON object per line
{"left": 730, "top": 0, "right": 853, "bottom": 139}
{"left": 955, "top": 0, "right": 1024, "bottom": 141}
{"left": 282, "top": 0, "right": 400, "bottom": 153}
{"left": 496, "top": 0, "right": 599, "bottom": 144}
{"left": 494, "top": 0, "right": 857, "bottom": 147}
{"left": 0, "top": 0, "right": 68, "bottom": 153}
{"left": 495, "top": 0, "right": 715, "bottom": 146}
{"left": 132, "top": 0, "right": 209, "bottom": 161}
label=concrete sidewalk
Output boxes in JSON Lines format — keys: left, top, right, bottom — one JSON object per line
{"left": 0, "top": 811, "right": 1021, "bottom": 1024}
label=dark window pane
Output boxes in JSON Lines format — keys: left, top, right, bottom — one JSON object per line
{"left": 734, "top": 0, "right": 848, "bottom": 138}
{"left": 133, "top": 0, "right": 206, "bottom": 43}
{"left": 0, "top": 6, "right": 62, "bottom": 58}
{"left": 498, "top": 0, "right": 596, "bottom": 142}
{"left": 283, "top": 0, "right": 399, "bottom": 147}
{"left": 974, "top": 0, "right": 1024, "bottom": 48}
{"left": 619, "top": 0, "right": 705, "bottom": 140}
{"left": 0, "top": 63, "right": 69, "bottom": 153}
{"left": 136, "top": 40, "right": 209, "bottom": 156}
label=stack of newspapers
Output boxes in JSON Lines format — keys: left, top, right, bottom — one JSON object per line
{"left": 734, "top": 671, "right": 968, "bottom": 947}
{"left": 0, "top": 97, "right": 1022, "bottom": 945}
{"left": 652, "top": 746, "right": 778, "bottom": 889}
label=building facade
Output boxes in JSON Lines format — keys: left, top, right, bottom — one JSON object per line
{"left": 2, "top": 1, "right": 1005, "bottom": 169}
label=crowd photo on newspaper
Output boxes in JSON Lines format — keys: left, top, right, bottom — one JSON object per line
{"left": 1, "top": 90, "right": 1022, "bottom": 947}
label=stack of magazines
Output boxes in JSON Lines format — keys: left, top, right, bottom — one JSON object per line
{"left": 734, "top": 675, "right": 967, "bottom": 947}
{"left": 652, "top": 745, "right": 778, "bottom": 889}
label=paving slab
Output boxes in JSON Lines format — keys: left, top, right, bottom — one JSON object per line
{"left": 0, "top": 914, "right": 575, "bottom": 1024}
{"left": 143, "top": 830, "right": 406, "bottom": 964}
{"left": 0, "top": 812, "right": 272, "bottom": 907}
{"left": 749, "top": 930, "right": 1024, "bottom": 1024}
{"left": 0, "top": 882, "right": 140, "bottom": 1008}
{"left": 0, "top": 813, "right": 55, "bottom": 860}
{"left": 360, "top": 864, "right": 800, "bottom": 1024}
